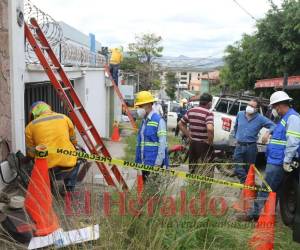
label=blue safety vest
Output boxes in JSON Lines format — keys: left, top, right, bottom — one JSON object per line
{"left": 266, "top": 108, "right": 300, "bottom": 165}
{"left": 135, "top": 112, "right": 169, "bottom": 167}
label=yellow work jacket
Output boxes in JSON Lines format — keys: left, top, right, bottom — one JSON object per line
{"left": 25, "top": 112, "right": 77, "bottom": 169}
{"left": 109, "top": 48, "right": 123, "bottom": 65}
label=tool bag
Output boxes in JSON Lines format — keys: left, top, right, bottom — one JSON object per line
{"left": 1, "top": 208, "right": 34, "bottom": 244}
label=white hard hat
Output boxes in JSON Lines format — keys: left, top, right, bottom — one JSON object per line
{"left": 270, "top": 91, "right": 292, "bottom": 105}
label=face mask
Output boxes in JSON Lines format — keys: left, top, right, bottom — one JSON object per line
{"left": 272, "top": 108, "right": 279, "bottom": 118}
{"left": 137, "top": 108, "right": 146, "bottom": 118}
{"left": 246, "top": 105, "right": 256, "bottom": 114}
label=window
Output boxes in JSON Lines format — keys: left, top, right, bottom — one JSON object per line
{"left": 181, "top": 72, "right": 187, "bottom": 75}
{"left": 215, "top": 99, "right": 229, "bottom": 113}
{"left": 228, "top": 101, "right": 239, "bottom": 115}
{"left": 170, "top": 103, "right": 180, "bottom": 113}
{"left": 240, "top": 102, "right": 247, "bottom": 112}
{"left": 24, "top": 81, "right": 71, "bottom": 125}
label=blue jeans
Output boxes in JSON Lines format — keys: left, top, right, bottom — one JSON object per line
{"left": 248, "top": 163, "right": 284, "bottom": 219}
{"left": 233, "top": 143, "right": 257, "bottom": 183}
{"left": 110, "top": 64, "right": 119, "bottom": 85}
{"left": 50, "top": 163, "right": 80, "bottom": 191}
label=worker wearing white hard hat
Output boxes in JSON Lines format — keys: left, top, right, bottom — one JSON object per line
{"left": 240, "top": 91, "right": 300, "bottom": 222}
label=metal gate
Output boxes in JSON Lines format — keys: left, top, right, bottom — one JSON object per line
{"left": 24, "top": 81, "right": 72, "bottom": 125}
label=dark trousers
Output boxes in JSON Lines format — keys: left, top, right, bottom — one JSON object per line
{"left": 49, "top": 163, "right": 80, "bottom": 192}
{"left": 175, "top": 117, "right": 181, "bottom": 136}
{"left": 189, "top": 141, "right": 214, "bottom": 175}
{"left": 109, "top": 64, "right": 120, "bottom": 85}
{"left": 248, "top": 163, "right": 284, "bottom": 219}
{"left": 233, "top": 143, "right": 257, "bottom": 183}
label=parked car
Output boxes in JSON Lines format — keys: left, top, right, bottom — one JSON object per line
{"left": 166, "top": 101, "right": 180, "bottom": 130}
{"left": 188, "top": 96, "right": 220, "bottom": 111}
{"left": 212, "top": 94, "right": 272, "bottom": 152}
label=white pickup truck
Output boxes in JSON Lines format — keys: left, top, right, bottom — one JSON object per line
{"left": 212, "top": 95, "right": 274, "bottom": 156}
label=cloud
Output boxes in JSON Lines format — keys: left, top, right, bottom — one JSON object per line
{"left": 29, "top": 0, "right": 283, "bottom": 57}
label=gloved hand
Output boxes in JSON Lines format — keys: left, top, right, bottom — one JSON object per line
{"left": 283, "top": 161, "right": 299, "bottom": 172}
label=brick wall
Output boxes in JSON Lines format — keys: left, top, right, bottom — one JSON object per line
{"left": 0, "top": 0, "right": 11, "bottom": 145}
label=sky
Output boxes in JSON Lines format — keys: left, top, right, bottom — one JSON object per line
{"left": 29, "top": 0, "right": 283, "bottom": 58}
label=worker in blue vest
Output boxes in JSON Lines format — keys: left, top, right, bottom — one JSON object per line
{"left": 238, "top": 91, "right": 300, "bottom": 221}
{"left": 135, "top": 91, "right": 169, "bottom": 181}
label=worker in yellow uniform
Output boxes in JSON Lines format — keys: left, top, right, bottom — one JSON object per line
{"left": 25, "top": 101, "right": 79, "bottom": 192}
{"left": 109, "top": 47, "right": 123, "bottom": 85}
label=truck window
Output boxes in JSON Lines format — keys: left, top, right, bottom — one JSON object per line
{"left": 228, "top": 101, "right": 239, "bottom": 115}
{"left": 240, "top": 102, "right": 247, "bottom": 111}
{"left": 215, "top": 99, "right": 229, "bottom": 113}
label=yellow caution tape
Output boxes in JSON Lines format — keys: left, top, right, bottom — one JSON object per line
{"left": 253, "top": 165, "right": 272, "bottom": 192}
{"left": 49, "top": 147, "right": 272, "bottom": 193}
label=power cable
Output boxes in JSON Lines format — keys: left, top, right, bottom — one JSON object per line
{"left": 232, "top": 0, "right": 258, "bottom": 21}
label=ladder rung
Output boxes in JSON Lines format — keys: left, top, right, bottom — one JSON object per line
{"left": 40, "top": 46, "right": 50, "bottom": 50}
{"left": 62, "top": 87, "right": 71, "bottom": 91}
{"left": 51, "top": 66, "right": 60, "bottom": 71}
{"left": 86, "top": 125, "right": 93, "bottom": 131}
{"left": 74, "top": 106, "right": 82, "bottom": 111}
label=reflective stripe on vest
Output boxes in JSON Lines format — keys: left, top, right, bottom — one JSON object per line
{"left": 157, "top": 130, "right": 167, "bottom": 137}
{"left": 32, "top": 115, "right": 65, "bottom": 125}
{"left": 269, "top": 139, "right": 287, "bottom": 145}
{"left": 141, "top": 142, "right": 160, "bottom": 147}
{"left": 267, "top": 108, "right": 300, "bottom": 165}
{"left": 287, "top": 130, "right": 300, "bottom": 139}
{"left": 147, "top": 121, "right": 159, "bottom": 127}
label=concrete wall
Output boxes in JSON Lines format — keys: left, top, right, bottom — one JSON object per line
{"left": 81, "top": 68, "right": 109, "bottom": 138}
{"left": 0, "top": 0, "right": 11, "bottom": 145}
{"left": 9, "top": 0, "right": 25, "bottom": 152}
{"left": 24, "top": 66, "right": 110, "bottom": 140}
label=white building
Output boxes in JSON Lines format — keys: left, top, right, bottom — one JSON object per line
{"left": 0, "top": 0, "right": 120, "bottom": 190}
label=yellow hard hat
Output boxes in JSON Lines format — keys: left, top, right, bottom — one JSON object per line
{"left": 30, "top": 101, "right": 51, "bottom": 119}
{"left": 135, "top": 91, "right": 155, "bottom": 107}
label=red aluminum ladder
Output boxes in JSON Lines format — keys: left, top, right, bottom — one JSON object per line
{"left": 104, "top": 65, "right": 137, "bottom": 131}
{"left": 24, "top": 18, "right": 128, "bottom": 190}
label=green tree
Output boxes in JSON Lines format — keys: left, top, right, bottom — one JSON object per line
{"left": 127, "top": 33, "right": 164, "bottom": 90}
{"left": 165, "top": 72, "right": 178, "bottom": 100}
{"left": 221, "top": 0, "right": 300, "bottom": 90}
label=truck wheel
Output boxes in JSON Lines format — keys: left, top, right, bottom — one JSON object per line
{"left": 280, "top": 172, "right": 298, "bottom": 226}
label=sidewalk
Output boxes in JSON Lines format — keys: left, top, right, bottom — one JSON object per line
{"left": 82, "top": 140, "right": 137, "bottom": 190}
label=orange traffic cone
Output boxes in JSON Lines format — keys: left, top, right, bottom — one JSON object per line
{"left": 137, "top": 170, "right": 144, "bottom": 202}
{"left": 24, "top": 145, "right": 60, "bottom": 236}
{"left": 249, "top": 192, "right": 276, "bottom": 250}
{"left": 111, "top": 121, "right": 121, "bottom": 142}
{"left": 232, "top": 164, "right": 256, "bottom": 212}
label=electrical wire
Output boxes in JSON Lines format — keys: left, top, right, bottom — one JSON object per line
{"left": 232, "top": 0, "right": 258, "bottom": 21}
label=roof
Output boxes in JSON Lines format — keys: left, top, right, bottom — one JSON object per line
{"left": 255, "top": 76, "right": 300, "bottom": 89}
